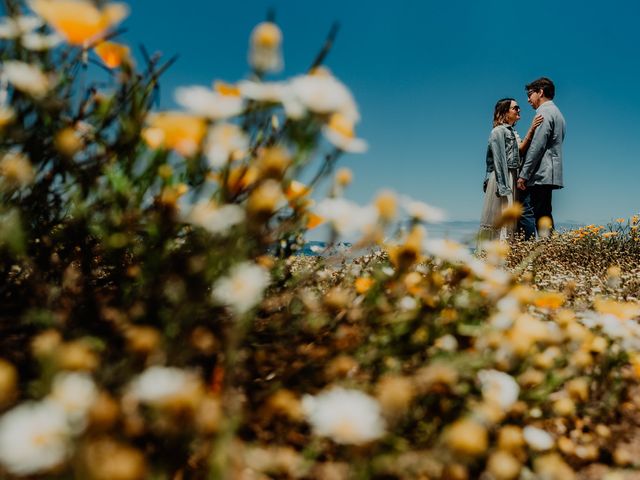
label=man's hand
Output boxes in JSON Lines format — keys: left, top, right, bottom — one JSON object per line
{"left": 517, "top": 178, "right": 527, "bottom": 191}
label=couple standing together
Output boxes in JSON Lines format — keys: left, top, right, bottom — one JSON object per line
{"left": 480, "top": 77, "right": 566, "bottom": 241}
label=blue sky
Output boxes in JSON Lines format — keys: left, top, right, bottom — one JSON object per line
{"left": 120, "top": 0, "right": 640, "bottom": 224}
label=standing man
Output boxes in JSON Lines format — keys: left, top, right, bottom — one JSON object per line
{"left": 517, "top": 77, "right": 566, "bottom": 238}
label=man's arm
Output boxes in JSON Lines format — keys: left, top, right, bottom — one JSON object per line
{"left": 519, "top": 114, "right": 552, "bottom": 182}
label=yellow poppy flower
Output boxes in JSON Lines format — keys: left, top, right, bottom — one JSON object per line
{"left": 29, "top": 0, "right": 128, "bottom": 46}
{"left": 306, "top": 212, "right": 324, "bottom": 230}
{"left": 94, "top": 41, "right": 131, "bottom": 68}
{"left": 142, "top": 112, "right": 206, "bottom": 157}
{"left": 354, "top": 277, "right": 374, "bottom": 294}
{"left": 533, "top": 291, "right": 565, "bottom": 310}
{"left": 285, "top": 180, "right": 311, "bottom": 203}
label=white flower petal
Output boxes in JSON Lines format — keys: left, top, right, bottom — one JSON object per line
{"left": 523, "top": 426, "right": 554, "bottom": 451}
{"left": 175, "top": 86, "right": 244, "bottom": 120}
{"left": 302, "top": 387, "right": 385, "bottom": 444}
{"left": 0, "top": 401, "right": 71, "bottom": 475}
{"left": 212, "top": 262, "right": 270, "bottom": 315}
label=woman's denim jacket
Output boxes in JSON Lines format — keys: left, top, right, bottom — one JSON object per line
{"left": 484, "top": 124, "right": 520, "bottom": 197}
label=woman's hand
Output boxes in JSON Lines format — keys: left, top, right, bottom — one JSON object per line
{"left": 529, "top": 114, "right": 543, "bottom": 133}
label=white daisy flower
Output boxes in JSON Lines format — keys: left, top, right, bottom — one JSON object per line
{"left": 0, "top": 401, "right": 71, "bottom": 475}
{"left": 175, "top": 85, "right": 244, "bottom": 120}
{"left": 477, "top": 369, "right": 520, "bottom": 409}
{"left": 466, "top": 258, "right": 511, "bottom": 285}
{"left": 238, "top": 80, "right": 289, "bottom": 103}
{"left": 48, "top": 371, "right": 97, "bottom": 430}
{"left": 184, "top": 201, "right": 245, "bottom": 235}
{"left": 523, "top": 426, "right": 554, "bottom": 451}
{"left": 302, "top": 387, "right": 385, "bottom": 445}
{"left": 315, "top": 198, "right": 378, "bottom": 237}
{"left": 128, "top": 366, "right": 199, "bottom": 406}
{"left": 289, "top": 71, "right": 359, "bottom": 121}
{"left": 423, "top": 238, "right": 472, "bottom": 263}
{"left": 580, "top": 311, "right": 640, "bottom": 351}
{"left": 322, "top": 112, "right": 368, "bottom": 153}
{"left": 237, "top": 79, "right": 304, "bottom": 118}
{"left": 21, "top": 32, "right": 63, "bottom": 51}
{"left": 205, "top": 123, "right": 249, "bottom": 168}
{"left": 398, "top": 296, "right": 418, "bottom": 311}
{"left": 0, "top": 15, "right": 43, "bottom": 39}
{"left": 2, "top": 60, "right": 51, "bottom": 98}
{"left": 400, "top": 196, "right": 446, "bottom": 223}
{"left": 212, "top": 262, "right": 270, "bottom": 315}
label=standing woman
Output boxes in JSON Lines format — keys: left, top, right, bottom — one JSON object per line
{"left": 479, "top": 98, "right": 542, "bottom": 241}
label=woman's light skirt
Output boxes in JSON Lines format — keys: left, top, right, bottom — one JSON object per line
{"left": 479, "top": 169, "right": 517, "bottom": 241}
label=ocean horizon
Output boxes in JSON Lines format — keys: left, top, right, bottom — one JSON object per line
{"left": 304, "top": 220, "right": 587, "bottom": 247}
{"left": 298, "top": 220, "right": 588, "bottom": 255}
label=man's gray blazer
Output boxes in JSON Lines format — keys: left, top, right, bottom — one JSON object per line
{"left": 520, "top": 100, "right": 566, "bottom": 188}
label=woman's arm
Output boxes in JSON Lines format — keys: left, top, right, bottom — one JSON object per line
{"left": 489, "top": 127, "right": 510, "bottom": 197}
{"left": 519, "top": 114, "right": 544, "bottom": 155}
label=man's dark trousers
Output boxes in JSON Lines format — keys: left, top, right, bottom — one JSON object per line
{"left": 518, "top": 186, "right": 554, "bottom": 239}
{"left": 517, "top": 189, "right": 536, "bottom": 239}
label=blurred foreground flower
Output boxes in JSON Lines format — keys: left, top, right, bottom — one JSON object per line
{"left": 0, "top": 152, "right": 35, "bottom": 189}
{"left": 401, "top": 196, "right": 446, "bottom": 223}
{"left": 175, "top": 83, "right": 244, "bottom": 120}
{"left": 205, "top": 122, "right": 249, "bottom": 167}
{"left": 183, "top": 201, "right": 245, "bottom": 235}
{"left": 322, "top": 112, "right": 367, "bottom": 153}
{"left": 477, "top": 369, "right": 519, "bottom": 409}
{"left": 302, "top": 387, "right": 385, "bottom": 445}
{"left": 79, "top": 437, "right": 146, "bottom": 480}
{"left": 0, "top": 15, "right": 42, "bottom": 39}
{"left": 523, "top": 426, "right": 554, "bottom": 451}
{"left": 249, "top": 21, "right": 283, "bottom": 73}
{"left": 0, "top": 360, "right": 17, "bottom": 408}
{"left": 94, "top": 41, "right": 132, "bottom": 69}
{"left": 2, "top": 60, "right": 51, "bottom": 98}
{"left": 212, "top": 262, "right": 270, "bottom": 315}
{"left": 423, "top": 238, "right": 472, "bottom": 263}
{"left": 49, "top": 372, "right": 98, "bottom": 430}
{"left": 288, "top": 69, "right": 359, "bottom": 121}
{"left": 315, "top": 198, "right": 378, "bottom": 236}
{"left": 0, "top": 401, "right": 71, "bottom": 475}
{"left": 142, "top": 112, "right": 206, "bottom": 156}
{"left": 127, "top": 366, "right": 204, "bottom": 411}
{"left": 28, "top": 0, "right": 129, "bottom": 46}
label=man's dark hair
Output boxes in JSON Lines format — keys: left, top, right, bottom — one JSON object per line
{"left": 526, "top": 77, "right": 555, "bottom": 99}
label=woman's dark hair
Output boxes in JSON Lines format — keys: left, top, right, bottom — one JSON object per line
{"left": 493, "top": 98, "right": 515, "bottom": 127}
{"left": 525, "top": 77, "right": 555, "bottom": 99}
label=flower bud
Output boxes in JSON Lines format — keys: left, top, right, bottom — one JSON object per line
{"left": 54, "top": 127, "right": 83, "bottom": 157}
{"left": 375, "top": 376, "right": 414, "bottom": 417}
{"left": 445, "top": 419, "right": 488, "bottom": 456}
{"left": 89, "top": 392, "right": 120, "bottom": 431}
{"left": 31, "top": 329, "right": 62, "bottom": 358}
{"left": 57, "top": 340, "right": 100, "bottom": 371}
{"left": 249, "top": 21, "right": 283, "bottom": 73}
{"left": 497, "top": 425, "right": 525, "bottom": 452}
{"left": 335, "top": 167, "right": 353, "bottom": 187}
{"left": 247, "top": 179, "right": 283, "bottom": 217}
{"left": 124, "top": 326, "right": 161, "bottom": 355}
{"left": 0, "top": 359, "right": 18, "bottom": 408}
{"left": 486, "top": 450, "right": 521, "bottom": 480}
{"left": 81, "top": 438, "right": 146, "bottom": 480}
{"left": 374, "top": 190, "right": 397, "bottom": 222}
{"left": 256, "top": 146, "right": 290, "bottom": 179}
